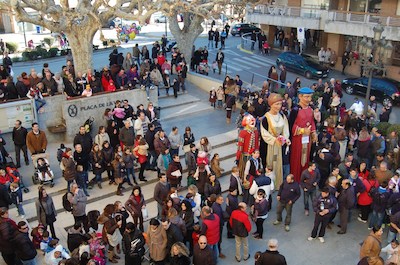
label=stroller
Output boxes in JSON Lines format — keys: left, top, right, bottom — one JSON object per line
{"left": 3, "top": 157, "right": 30, "bottom": 193}
{"left": 31, "top": 153, "right": 54, "bottom": 187}
{"left": 197, "top": 60, "right": 209, "bottom": 75}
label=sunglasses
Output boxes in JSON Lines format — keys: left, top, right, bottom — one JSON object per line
{"left": 199, "top": 242, "right": 207, "bottom": 245}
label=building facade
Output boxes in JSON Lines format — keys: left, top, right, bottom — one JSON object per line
{"left": 246, "top": 0, "right": 400, "bottom": 80}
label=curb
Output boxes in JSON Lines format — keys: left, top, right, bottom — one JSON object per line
{"left": 237, "top": 44, "right": 254, "bottom": 55}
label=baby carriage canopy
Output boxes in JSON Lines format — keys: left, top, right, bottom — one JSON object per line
{"left": 84, "top": 116, "right": 95, "bottom": 133}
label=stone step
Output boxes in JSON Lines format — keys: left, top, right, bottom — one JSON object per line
{"left": 13, "top": 130, "right": 239, "bottom": 220}
{"left": 161, "top": 101, "right": 215, "bottom": 121}
{"left": 158, "top": 93, "right": 201, "bottom": 110}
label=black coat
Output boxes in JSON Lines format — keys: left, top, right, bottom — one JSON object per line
{"left": 0, "top": 218, "right": 18, "bottom": 254}
{"left": 73, "top": 133, "right": 93, "bottom": 155}
{"left": 165, "top": 223, "right": 184, "bottom": 250}
{"left": 256, "top": 250, "right": 287, "bottom": 265}
{"left": 0, "top": 184, "right": 11, "bottom": 208}
{"left": 170, "top": 254, "right": 191, "bottom": 265}
{"left": 13, "top": 231, "right": 37, "bottom": 261}
{"left": 12, "top": 126, "right": 28, "bottom": 146}
{"left": 122, "top": 228, "right": 145, "bottom": 261}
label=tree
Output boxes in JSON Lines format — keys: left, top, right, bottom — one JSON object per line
{"left": 3, "top": 0, "right": 159, "bottom": 74}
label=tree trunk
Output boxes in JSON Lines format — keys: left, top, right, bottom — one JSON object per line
{"left": 168, "top": 13, "right": 204, "bottom": 66}
{"left": 65, "top": 26, "right": 98, "bottom": 75}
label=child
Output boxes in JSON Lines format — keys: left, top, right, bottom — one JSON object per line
{"left": 56, "top": 144, "right": 66, "bottom": 163}
{"left": 216, "top": 86, "right": 224, "bottom": 109}
{"left": 10, "top": 182, "right": 25, "bottom": 218}
{"left": 253, "top": 188, "right": 269, "bottom": 239}
{"left": 40, "top": 231, "right": 53, "bottom": 254}
{"left": 389, "top": 173, "right": 400, "bottom": 194}
{"left": 209, "top": 89, "right": 216, "bottom": 108}
{"left": 81, "top": 84, "right": 93, "bottom": 97}
{"left": 212, "top": 61, "right": 217, "bottom": 74}
{"left": 192, "top": 224, "right": 201, "bottom": 246}
{"left": 263, "top": 41, "right": 270, "bottom": 55}
{"left": 31, "top": 224, "right": 45, "bottom": 249}
{"left": 381, "top": 239, "right": 400, "bottom": 264}
{"left": 37, "top": 157, "right": 54, "bottom": 182}
{"left": 122, "top": 147, "right": 136, "bottom": 185}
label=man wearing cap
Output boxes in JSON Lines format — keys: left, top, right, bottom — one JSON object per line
{"left": 289, "top": 87, "right": 316, "bottom": 182}
{"left": 260, "top": 93, "right": 290, "bottom": 189}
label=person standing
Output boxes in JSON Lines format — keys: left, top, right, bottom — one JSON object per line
{"left": 200, "top": 206, "right": 220, "bottom": 262}
{"left": 342, "top": 51, "right": 349, "bottom": 75}
{"left": 119, "top": 120, "right": 135, "bottom": 150}
{"left": 68, "top": 183, "right": 89, "bottom": 233}
{"left": 122, "top": 222, "right": 145, "bottom": 265}
{"left": 35, "top": 186, "right": 57, "bottom": 240}
{"left": 193, "top": 235, "right": 216, "bottom": 265}
{"left": 255, "top": 238, "right": 287, "bottom": 265}
{"left": 279, "top": 65, "right": 287, "bottom": 88}
{"left": 308, "top": 187, "right": 337, "bottom": 243}
{"left": 300, "top": 162, "right": 320, "bottom": 216}
{"left": 215, "top": 49, "right": 224, "bottom": 75}
{"left": 168, "top": 127, "right": 182, "bottom": 158}
{"left": 73, "top": 126, "right": 93, "bottom": 157}
{"left": 154, "top": 174, "right": 170, "bottom": 219}
{"left": 214, "top": 29, "right": 220, "bottom": 49}
{"left": 273, "top": 174, "right": 301, "bottom": 232}
{"left": 0, "top": 208, "right": 21, "bottom": 265}
{"left": 12, "top": 120, "right": 29, "bottom": 168}
{"left": 147, "top": 218, "right": 168, "bottom": 265}
{"left": 14, "top": 221, "right": 38, "bottom": 265}
{"left": 208, "top": 29, "right": 214, "bottom": 49}
{"left": 252, "top": 189, "right": 269, "bottom": 239}
{"left": 211, "top": 194, "right": 226, "bottom": 258}
{"left": 230, "top": 202, "right": 251, "bottom": 262}
{"left": 26, "top": 122, "right": 47, "bottom": 155}
{"left": 360, "top": 226, "right": 383, "bottom": 260}
{"left": 337, "top": 179, "right": 355, "bottom": 234}
{"left": 251, "top": 31, "right": 257, "bottom": 51}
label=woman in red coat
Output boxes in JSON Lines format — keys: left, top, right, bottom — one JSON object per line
{"left": 358, "top": 161, "right": 377, "bottom": 223}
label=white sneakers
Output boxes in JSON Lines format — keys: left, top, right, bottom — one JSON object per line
{"left": 307, "top": 236, "right": 324, "bottom": 243}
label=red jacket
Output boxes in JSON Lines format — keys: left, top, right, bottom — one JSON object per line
{"left": 201, "top": 213, "right": 220, "bottom": 245}
{"left": 230, "top": 209, "right": 251, "bottom": 237}
{"left": 358, "top": 177, "right": 378, "bottom": 206}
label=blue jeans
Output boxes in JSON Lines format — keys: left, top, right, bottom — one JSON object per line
{"left": 388, "top": 231, "right": 399, "bottom": 243}
{"left": 209, "top": 243, "right": 219, "bottom": 263}
{"left": 76, "top": 172, "right": 89, "bottom": 196}
{"left": 369, "top": 210, "right": 384, "bottom": 228}
{"left": 16, "top": 203, "right": 25, "bottom": 215}
{"left": 66, "top": 179, "right": 74, "bottom": 192}
{"left": 283, "top": 164, "right": 290, "bottom": 180}
{"left": 304, "top": 189, "right": 317, "bottom": 210}
{"left": 147, "top": 150, "right": 157, "bottom": 169}
{"left": 35, "top": 98, "right": 46, "bottom": 111}
{"left": 21, "top": 258, "right": 37, "bottom": 265}
{"left": 94, "top": 173, "right": 102, "bottom": 183}
{"left": 126, "top": 167, "right": 136, "bottom": 183}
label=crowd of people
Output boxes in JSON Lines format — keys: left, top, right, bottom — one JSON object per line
{"left": 0, "top": 33, "right": 399, "bottom": 265}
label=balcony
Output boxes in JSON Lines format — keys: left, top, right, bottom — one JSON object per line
{"left": 246, "top": 5, "right": 400, "bottom": 41}
{"left": 246, "top": 5, "right": 324, "bottom": 30}
{"left": 325, "top": 11, "right": 400, "bottom": 41}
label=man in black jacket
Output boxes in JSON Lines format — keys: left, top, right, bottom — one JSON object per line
{"left": 73, "top": 126, "right": 93, "bottom": 156}
{"left": 300, "top": 163, "right": 320, "bottom": 216}
{"left": 145, "top": 123, "right": 157, "bottom": 170}
{"left": 193, "top": 235, "right": 216, "bottom": 265}
{"left": 255, "top": 238, "right": 287, "bottom": 265}
{"left": 273, "top": 174, "right": 301, "bottom": 232}
{"left": 337, "top": 179, "right": 355, "bottom": 234}
{"left": 162, "top": 220, "right": 184, "bottom": 256}
{"left": 14, "top": 221, "right": 37, "bottom": 264}
{"left": 0, "top": 208, "right": 21, "bottom": 265}
{"left": 12, "top": 120, "right": 29, "bottom": 168}
{"left": 0, "top": 135, "right": 10, "bottom": 169}
{"left": 0, "top": 184, "right": 11, "bottom": 209}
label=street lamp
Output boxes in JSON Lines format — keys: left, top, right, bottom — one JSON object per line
{"left": 358, "top": 24, "right": 393, "bottom": 115}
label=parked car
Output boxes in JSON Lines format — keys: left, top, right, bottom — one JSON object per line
{"left": 155, "top": 15, "right": 167, "bottom": 23}
{"left": 230, "top": 23, "right": 261, "bottom": 36}
{"left": 342, "top": 77, "right": 400, "bottom": 106}
{"left": 276, "top": 52, "right": 329, "bottom": 79}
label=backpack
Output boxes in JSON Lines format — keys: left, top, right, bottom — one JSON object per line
{"left": 184, "top": 197, "right": 196, "bottom": 209}
{"left": 129, "top": 233, "right": 145, "bottom": 257}
{"left": 62, "top": 192, "right": 73, "bottom": 212}
{"left": 57, "top": 148, "right": 64, "bottom": 162}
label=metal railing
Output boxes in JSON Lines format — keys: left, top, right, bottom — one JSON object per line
{"left": 248, "top": 4, "right": 400, "bottom": 27}
{"left": 240, "top": 32, "right": 256, "bottom": 51}
{"left": 248, "top": 5, "right": 323, "bottom": 19}
{"left": 328, "top": 11, "right": 400, "bottom": 27}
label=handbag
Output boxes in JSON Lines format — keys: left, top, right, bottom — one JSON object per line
{"left": 141, "top": 207, "right": 149, "bottom": 221}
{"left": 106, "top": 227, "right": 122, "bottom": 247}
{"left": 183, "top": 144, "right": 191, "bottom": 153}
{"left": 171, "top": 170, "right": 182, "bottom": 177}
{"left": 46, "top": 212, "right": 57, "bottom": 224}
{"left": 115, "top": 177, "right": 124, "bottom": 184}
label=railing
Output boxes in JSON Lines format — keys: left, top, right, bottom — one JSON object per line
{"left": 248, "top": 5, "right": 323, "bottom": 19}
{"left": 248, "top": 4, "right": 400, "bottom": 27}
{"left": 328, "top": 11, "right": 400, "bottom": 27}
{"left": 241, "top": 32, "right": 256, "bottom": 51}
